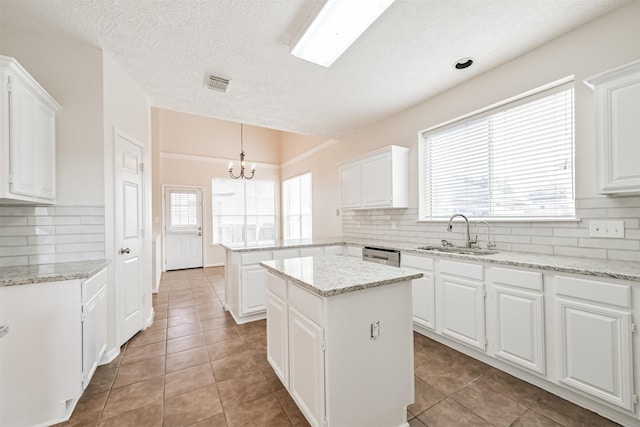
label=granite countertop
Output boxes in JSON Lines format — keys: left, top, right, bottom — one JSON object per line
{"left": 221, "top": 237, "right": 344, "bottom": 252}
{"left": 0, "top": 325, "right": 7, "bottom": 339}
{"left": 0, "top": 259, "right": 110, "bottom": 287}
{"left": 225, "top": 237, "right": 640, "bottom": 282}
{"left": 261, "top": 255, "right": 423, "bottom": 297}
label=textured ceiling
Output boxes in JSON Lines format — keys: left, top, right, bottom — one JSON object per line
{"left": 0, "top": 0, "right": 631, "bottom": 139}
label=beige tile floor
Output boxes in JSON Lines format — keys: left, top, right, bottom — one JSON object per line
{"left": 55, "top": 267, "right": 620, "bottom": 427}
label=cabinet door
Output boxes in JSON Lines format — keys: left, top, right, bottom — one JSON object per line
{"left": 438, "top": 274, "right": 486, "bottom": 350}
{"left": 494, "top": 285, "right": 545, "bottom": 374}
{"left": 339, "top": 162, "right": 361, "bottom": 209}
{"left": 289, "top": 306, "right": 325, "bottom": 427}
{"left": 240, "top": 265, "right": 267, "bottom": 315}
{"left": 266, "top": 290, "right": 288, "bottom": 387}
{"left": 557, "top": 298, "right": 633, "bottom": 410}
{"left": 412, "top": 271, "right": 435, "bottom": 331}
{"left": 361, "top": 152, "right": 391, "bottom": 207}
{"left": 82, "top": 285, "right": 108, "bottom": 389}
{"left": 8, "top": 74, "right": 56, "bottom": 200}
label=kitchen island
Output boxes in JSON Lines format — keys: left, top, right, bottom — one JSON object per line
{"left": 261, "top": 255, "right": 422, "bottom": 427}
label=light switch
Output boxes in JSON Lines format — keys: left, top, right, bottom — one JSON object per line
{"left": 589, "top": 220, "right": 624, "bottom": 238}
{"left": 370, "top": 321, "right": 380, "bottom": 340}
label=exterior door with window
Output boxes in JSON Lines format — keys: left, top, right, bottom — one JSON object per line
{"left": 165, "top": 187, "right": 203, "bottom": 270}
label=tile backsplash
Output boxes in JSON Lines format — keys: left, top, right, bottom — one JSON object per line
{"left": 342, "top": 196, "right": 640, "bottom": 262}
{"left": 0, "top": 205, "right": 105, "bottom": 266}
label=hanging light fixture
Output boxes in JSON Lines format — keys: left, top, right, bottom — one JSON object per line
{"left": 228, "top": 123, "right": 256, "bottom": 180}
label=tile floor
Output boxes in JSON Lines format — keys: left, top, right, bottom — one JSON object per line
{"left": 56, "top": 267, "right": 620, "bottom": 427}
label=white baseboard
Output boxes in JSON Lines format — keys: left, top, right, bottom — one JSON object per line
{"left": 100, "top": 346, "right": 121, "bottom": 365}
{"left": 205, "top": 262, "right": 224, "bottom": 268}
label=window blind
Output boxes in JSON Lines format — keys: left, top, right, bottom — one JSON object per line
{"left": 422, "top": 84, "right": 575, "bottom": 219}
{"left": 283, "top": 172, "right": 312, "bottom": 239}
{"left": 212, "top": 178, "right": 276, "bottom": 244}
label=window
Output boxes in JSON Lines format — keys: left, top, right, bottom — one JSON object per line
{"left": 420, "top": 82, "right": 575, "bottom": 220}
{"left": 283, "top": 173, "right": 312, "bottom": 239}
{"left": 212, "top": 178, "right": 276, "bottom": 244}
{"left": 169, "top": 191, "right": 198, "bottom": 229}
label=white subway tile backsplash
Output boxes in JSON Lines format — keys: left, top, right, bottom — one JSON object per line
{"left": 0, "top": 205, "right": 105, "bottom": 266}
{"left": 343, "top": 197, "right": 640, "bottom": 260}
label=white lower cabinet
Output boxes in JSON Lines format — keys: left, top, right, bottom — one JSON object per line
{"left": 555, "top": 275, "right": 634, "bottom": 411}
{"left": 437, "top": 259, "right": 486, "bottom": 350}
{"left": 402, "top": 254, "right": 435, "bottom": 331}
{"left": 288, "top": 306, "right": 325, "bottom": 426}
{"left": 0, "top": 267, "right": 108, "bottom": 427}
{"left": 488, "top": 266, "right": 545, "bottom": 375}
{"left": 265, "top": 289, "right": 288, "bottom": 386}
{"left": 241, "top": 264, "right": 268, "bottom": 315}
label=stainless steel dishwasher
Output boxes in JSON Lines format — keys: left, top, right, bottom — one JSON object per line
{"left": 362, "top": 246, "right": 401, "bottom": 267}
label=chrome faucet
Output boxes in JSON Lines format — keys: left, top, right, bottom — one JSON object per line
{"left": 474, "top": 220, "right": 496, "bottom": 249}
{"left": 447, "top": 214, "right": 475, "bottom": 248}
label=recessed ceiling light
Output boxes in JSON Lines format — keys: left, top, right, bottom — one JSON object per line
{"left": 291, "top": 0, "right": 397, "bottom": 68}
{"left": 454, "top": 58, "right": 474, "bottom": 70}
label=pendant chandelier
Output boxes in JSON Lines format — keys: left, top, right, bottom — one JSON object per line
{"left": 228, "top": 123, "right": 255, "bottom": 180}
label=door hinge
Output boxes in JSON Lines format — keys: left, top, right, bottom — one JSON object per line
{"left": 321, "top": 339, "right": 326, "bottom": 351}
{"left": 7, "top": 174, "right": 13, "bottom": 184}
{"left": 140, "top": 163, "right": 144, "bottom": 172}
{"left": 634, "top": 393, "right": 639, "bottom": 405}
{"left": 7, "top": 76, "right": 12, "bottom": 93}
{"left": 632, "top": 322, "right": 636, "bottom": 333}
{"left": 82, "top": 372, "right": 87, "bottom": 383}
{"left": 483, "top": 289, "right": 487, "bottom": 298}
{"left": 140, "top": 228, "right": 145, "bottom": 238}
{"left": 81, "top": 313, "right": 86, "bottom": 322}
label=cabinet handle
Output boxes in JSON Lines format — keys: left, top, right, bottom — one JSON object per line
{"left": 119, "top": 247, "right": 131, "bottom": 254}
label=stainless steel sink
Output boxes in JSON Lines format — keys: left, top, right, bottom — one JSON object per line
{"left": 417, "top": 245, "right": 499, "bottom": 255}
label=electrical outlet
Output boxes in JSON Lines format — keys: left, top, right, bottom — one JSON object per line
{"left": 589, "top": 220, "right": 625, "bottom": 238}
{"left": 391, "top": 221, "right": 396, "bottom": 230}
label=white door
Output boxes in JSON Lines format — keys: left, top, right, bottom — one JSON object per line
{"left": 115, "top": 132, "right": 145, "bottom": 345}
{"left": 361, "top": 152, "right": 391, "bottom": 207}
{"left": 557, "top": 298, "right": 633, "bottom": 410}
{"left": 241, "top": 265, "right": 267, "bottom": 315}
{"left": 438, "top": 274, "right": 486, "bottom": 350}
{"left": 266, "top": 290, "right": 288, "bottom": 387}
{"left": 164, "top": 187, "right": 203, "bottom": 270}
{"left": 493, "top": 285, "right": 545, "bottom": 374}
{"left": 289, "top": 306, "right": 325, "bottom": 427}
{"left": 339, "top": 162, "right": 361, "bottom": 209}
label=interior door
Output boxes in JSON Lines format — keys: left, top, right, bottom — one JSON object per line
{"left": 115, "top": 132, "right": 144, "bottom": 345}
{"left": 164, "top": 187, "right": 203, "bottom": 270}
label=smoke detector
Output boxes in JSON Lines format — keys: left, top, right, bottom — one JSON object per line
{"left": 205, "top": 74, "right": 230, "bottom": 92}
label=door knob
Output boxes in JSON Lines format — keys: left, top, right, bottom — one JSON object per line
{"left": 197, "top": 232, "right": 202, "bottom": 236}
{"left": 119, "top": 248, "right": 131, "bottom": 254}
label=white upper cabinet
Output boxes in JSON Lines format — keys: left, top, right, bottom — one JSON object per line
{"left": 338, "top": 145, "right": 409, "bottom": 210}
{"left": 0, "top": 55, "right": 60, "bottom": 204}
{"left": 585, "top": 61, "right": 640, "bottom": 195}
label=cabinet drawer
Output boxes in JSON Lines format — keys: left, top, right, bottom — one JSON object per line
{"left": 323, "top": 245, "right": 344, "bottom": 256}
{"left": 241, "top": 251, "right": 272, "bottom": 265}
{"left": 299, "top": 246, "right": 324, "bottom": 257}
{"left": 402, "top": 254, "right": 434, "bottom": 271}
{"left": 273, "top": 249, "right": 300, "bottom": 260}
{"left": 439, "top": 259, "right": 483, "bottom": 280}
{"left": 266, "top": 272, "right": 287, "bottom": 300}
{"left": 556, "top": 275, "right": 631, "bottom": 308}
{"left": 288, "top": 283, "right": 323, "bottom": 325}
{"left": 82, "top": 268, "right": 107, "bottom": 303}
{"left": 491, "top": 267, "right": 542, "bottom": 291}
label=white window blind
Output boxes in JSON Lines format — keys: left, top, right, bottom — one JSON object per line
{"left": 212, "top": 178, "right": 276, "bottom": 244}
{"left": 283, "top": 173, "right": 312, "bottom": 239}
{"left": 421, "top": 83, "right": 575, "bottom": 219}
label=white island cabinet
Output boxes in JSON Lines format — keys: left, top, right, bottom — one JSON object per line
{"left": 0, "top": 261, "right": 109, "bottom": 427}
{"left": 222, "top": 240, "right": 346, "bottom": 324}
{"left": 261, "top": 255, "right": 422, "bottom": 427}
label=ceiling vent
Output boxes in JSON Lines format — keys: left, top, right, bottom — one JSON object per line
{"left": 205, "top": 74, "right": 230, "bottom": 92}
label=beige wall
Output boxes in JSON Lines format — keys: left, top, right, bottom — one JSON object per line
{"left": 153, "top": 108, "right": 283, "bottom": 267}
{"left": 0, "top": 24, "right": 105, "bottom": 205}
{"left": 283, "top": 0, "right": 640, "bottom": 234}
